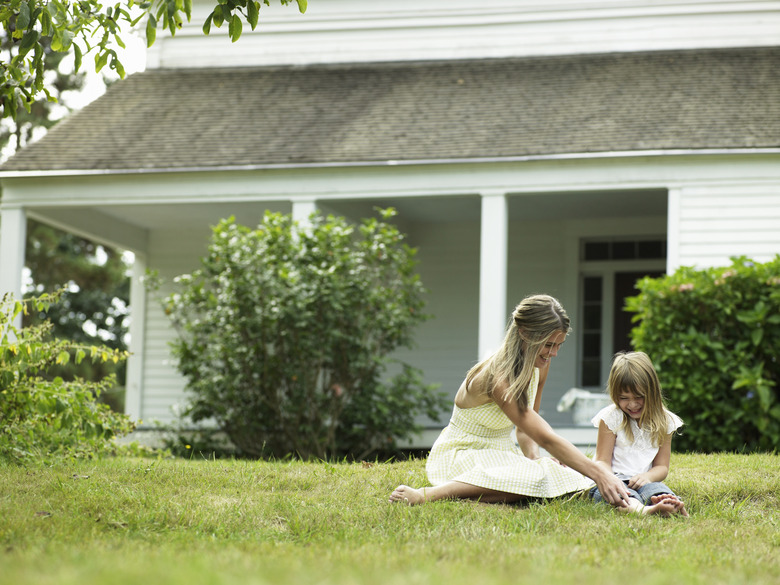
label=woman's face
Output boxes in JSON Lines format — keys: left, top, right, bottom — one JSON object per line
{"left": 534, "top": 330, "right": 566, "bottom": 369}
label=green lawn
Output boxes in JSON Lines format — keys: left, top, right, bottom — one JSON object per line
{"left": 1, "top": 453, "right": 777, "bottom": 585}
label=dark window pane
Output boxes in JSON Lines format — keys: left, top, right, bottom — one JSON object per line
{"left": 612, "top": 241, "right": 635, "bottom": 259}
{"left": 582, "top": 359, "right": 601, "bottom": 386}
{"left": 584, "top": 242, "right": 609, "bottom": 261}
{"left": 583, "top": 333, "right": 601, "bottom": 358}
{"left": 583, "top": 276, "right": 602, "bottom": 302}
{"left": 637, "top": 240, "right": 666, "bottom": 259}
{"left": 583, "top": 305, "right": 601, "bottom": 330}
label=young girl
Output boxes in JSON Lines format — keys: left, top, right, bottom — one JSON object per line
{"left": 390, "top": 294, "right": 630, "bottom": 507}
{"left": 590, "top": 351, "right": 689, "bottom": 517}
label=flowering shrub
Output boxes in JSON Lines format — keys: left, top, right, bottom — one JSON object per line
{"left": 626, "top": 256, "right": 780, "bottom": 452}
{"left": 159, "top": 210, "right": 447, "bottom": 460}
{"left": 0, "top": 292, "right": 135, "bottom": 463}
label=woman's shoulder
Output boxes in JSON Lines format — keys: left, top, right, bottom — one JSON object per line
{"left": 454, "top": 370, "right": 494, "bottom": 408}
{"left": 591, "top": 403, "right": 622, "bottom": 431}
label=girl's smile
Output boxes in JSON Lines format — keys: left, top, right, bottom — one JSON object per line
{"left": 618, "top": 390, "right": 645, "bottom": 420}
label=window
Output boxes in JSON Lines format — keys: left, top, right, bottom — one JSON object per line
{"left": 579, "top": 238, "right": 666, "bottom": 387}
{"left": 582, "top": 239, "right": 666, "bottom": 261}
{"left": 581, "top": 276, "right": 603, "bottom": 387}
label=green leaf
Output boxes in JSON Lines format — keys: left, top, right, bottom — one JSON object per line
{"left": 146, "top": 16, "right": 157, "bottom": 47}
{"left": 51, "top": 29, "right": 75, "bottom": 52}
{"left": 202, "top": 13, "right": 212, "bottom": 35}
{"left": 213, "top": 5, "right": 224, "bottom": 27}
{"left": 19, "top": 29, "right": 39, "bottom": 57}
{"left": 16, "top": 2, "right": 31, "bottom": 30}
{"left": 229, "top": 14, "right": 242, "bottom": 42}
{"left": 95, "top": 51, "right": 109, "bottom": 73}
{"left": 751, "top": 328, "right": 763, "bottom": 346}
{"left": 296, "top": 0, "right": 307, "bottom": 13}
{"left": 113, "top": 58, "right": 126, "bottom": 79}
{"left": 40, "top": 9, "right": 53, "bottom": 36}
{"left": 247, "top": 1, "right": 259, "bottom": 29}
{"left": 73, "top": 44, "right": 83, "bottom": 72}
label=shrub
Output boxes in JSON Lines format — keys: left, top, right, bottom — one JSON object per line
{"left": 160, "top": 209, "right": 447, "bottom": 460}
{"left": 0, "top": 292, "right": 136, "bottom": 463}
{"left": 626, "top": 256, "right": 780, "bottom": 452}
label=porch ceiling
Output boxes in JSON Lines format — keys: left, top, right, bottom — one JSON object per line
{"left": 30, "top": 189, "right": 667, "bottom": 241}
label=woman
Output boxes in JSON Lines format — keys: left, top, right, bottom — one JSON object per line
{"left": 389, "top": 294, "right": 630, "bottom": 506}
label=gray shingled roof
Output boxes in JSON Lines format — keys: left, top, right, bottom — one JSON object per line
{"left": 2, "top": 47, "right": 779, "bottom": 172}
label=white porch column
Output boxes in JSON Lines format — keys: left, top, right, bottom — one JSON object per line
{"left": 666, "top": 187, "right": 682, "bottom": 273}
{"left": 478, "top": 191, "right": 508, "bottom": 359}
{"left": 0, "top": 207, "right": 27, "bottom": 328}
{"left": 292, "top": 199, "right": 318, "bottom": 227}
{"left": 124, "top": 255, "right": 147, "bottom": 421}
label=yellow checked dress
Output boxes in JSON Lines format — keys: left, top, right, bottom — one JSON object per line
{"left": 426, "top": 368, "right": 595, "bottom": 498}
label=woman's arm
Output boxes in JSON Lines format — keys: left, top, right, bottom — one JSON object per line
{"left": 493, "top": 385, "right": 628, "bottom": 506}
{"left": 493, "top": 384, "right": 631, "bottom": 506}
{"left": 515, "top": 365, "right": 548, "bottom": 459}
{"left": 627, "top": 433, "right": 672, "bottom": 488}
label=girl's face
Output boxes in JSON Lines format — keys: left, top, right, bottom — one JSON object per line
{"left": 617, "top": 389, "right": 645, "bottom": 420}
{"left": 534, "top": 330, "right": 566, "bottom": 369}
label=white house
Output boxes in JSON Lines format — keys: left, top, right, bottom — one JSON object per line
{"left": 1, "top": 0, "right": 779, "bottom": 448}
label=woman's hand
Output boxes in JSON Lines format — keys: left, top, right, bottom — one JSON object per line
{"left": 595, "top": 471, "right": 631, "bottom": 507}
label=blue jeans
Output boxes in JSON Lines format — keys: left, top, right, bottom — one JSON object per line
{"left": 589, "top": 474, "right": 678, "bottom": 505}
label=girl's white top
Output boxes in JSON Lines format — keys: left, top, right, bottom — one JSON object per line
{"left": 591, "top": 404, "right": 684, "bottom": 476}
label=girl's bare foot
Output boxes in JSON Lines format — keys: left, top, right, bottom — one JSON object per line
{"left": 389, "top": 485, "right": 427, "bottom": 505}
{"left": 641, "top": 498, "right": 679, "bottom": 517}
{"left": 650, "top": 494, "right": 689, "bottom": 517}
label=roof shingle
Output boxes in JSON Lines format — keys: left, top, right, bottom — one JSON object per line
{"left": 3, "top": 47, "right": 779, "bottom": 172}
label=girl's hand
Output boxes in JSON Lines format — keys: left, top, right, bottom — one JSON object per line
{"left": 627, "top": 473, "right": 651, "bottom": 489}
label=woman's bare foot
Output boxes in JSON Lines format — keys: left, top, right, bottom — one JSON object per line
{"left": 389, "top": 485, "right": 427, "bottom": 505}
{"left": 650, "top": 494, "right": 689, "bottom": 517}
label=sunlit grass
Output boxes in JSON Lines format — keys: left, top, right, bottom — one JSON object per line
{"left": 1, "top": 453, "right": 777, "bottom": 585}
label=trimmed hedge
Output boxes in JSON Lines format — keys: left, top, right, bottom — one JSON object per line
{"left": 627, "top": 256, "right": 780, "bottom": 452}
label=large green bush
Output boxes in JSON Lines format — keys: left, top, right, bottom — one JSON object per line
{"left": 0, "top": 292, "right": 135, "bottom": 463}
{"left": 160, "top": 210, "right": 447, "bottom": 460}
{"left": 626, "top": 256, "right": 780, "bottom": 452}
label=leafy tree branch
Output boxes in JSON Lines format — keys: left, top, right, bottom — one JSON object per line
{"left": 1, "top": 0, "right": 307, "bottom": 121}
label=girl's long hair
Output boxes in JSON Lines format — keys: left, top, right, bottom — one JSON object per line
{"left": 607, "top": 351, "right": 672, "bottom": 447}
{"left": 465, "top": 294, "right": 571, "bottom": 410}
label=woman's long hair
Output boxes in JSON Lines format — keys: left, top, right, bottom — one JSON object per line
{"left": 607, "top": 351, "right": 673, "bottom": 447}
{"left": 465, "top": 294, "right": 571, "bottom": 410}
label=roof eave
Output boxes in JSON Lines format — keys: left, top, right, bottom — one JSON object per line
{"left": 1, "top": 148, "right": 779, "bottom": 179}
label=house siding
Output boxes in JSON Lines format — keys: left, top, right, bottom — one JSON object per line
{"left": 675, "top": 184, "right": 780, "bottom": 268}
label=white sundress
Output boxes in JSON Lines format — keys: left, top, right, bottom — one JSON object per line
{"left": 426, "top": 369, "right": 595, "bottom": 498}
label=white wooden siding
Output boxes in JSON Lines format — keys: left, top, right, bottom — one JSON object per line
{"left": 672, "top": 183, "right": 780, "bottom": 269}
{"left": 140, "top": 229, "right": 209, "bottom": 423}
{"left": 148, "top": 0, "right": 780, "bottom": 68}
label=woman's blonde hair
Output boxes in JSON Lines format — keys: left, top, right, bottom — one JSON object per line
{"left": 465, "top": 294, "right": 571, "bottom": 410}
{"left": 607, "top": 351, "right": 674, "bottom": 447}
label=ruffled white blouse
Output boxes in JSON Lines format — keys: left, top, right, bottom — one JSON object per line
{"left": 591, "top": 404, "right": 683, "bottom": 476}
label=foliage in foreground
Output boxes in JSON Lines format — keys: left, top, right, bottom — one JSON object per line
{"left": 23, "top": 220, "right": 132, "bottom": 411}
{"left": 0, "top": 292, "right": 135, "bottom": 463}
{"left": 0, "top": 454, "right": 778, "bottom": 585}
{"left": 627, "top": 255, "right": 780, "bottom": 452}
{"left": 1, "top": 0, "right": 307, "bottom": 121}
{"left": 157, "top": 210, "right": 448, "bottom": 460}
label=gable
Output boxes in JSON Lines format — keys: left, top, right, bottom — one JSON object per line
{"left": 2, "top": 47, "right": 779, "bottom": 173}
